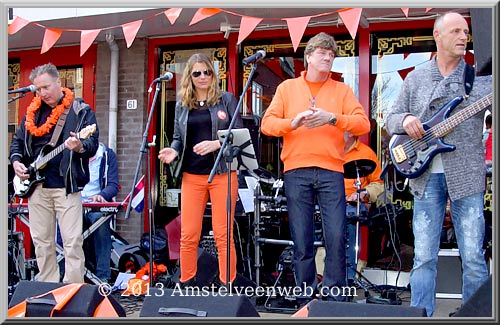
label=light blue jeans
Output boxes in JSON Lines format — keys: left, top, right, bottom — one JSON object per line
{"left": 410, "top": 173, "right": 488, "bottom": 317}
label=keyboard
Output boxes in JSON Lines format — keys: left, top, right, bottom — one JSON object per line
{"left": 8, "top": 201, "right": 127, "bottom": 215}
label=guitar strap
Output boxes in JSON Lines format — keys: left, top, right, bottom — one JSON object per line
{"left": 47, "top": 103, "right": 72, "bottom": 147}
{"left": 464, "top": 64, "right": 475, "bottom": 99}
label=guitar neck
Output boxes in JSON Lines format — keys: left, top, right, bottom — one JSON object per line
{"left": 30, "top": 124, "right": 96, "bottom": 172}
{"left": 33, "top": 143, "right": 66, "bottom": 171}
{"left": 432, "top": 94, "right": 492, "bottom": 137}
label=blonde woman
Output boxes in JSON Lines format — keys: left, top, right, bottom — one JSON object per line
{"left": 158, "top": 53, "right": 243, "bottom": 287}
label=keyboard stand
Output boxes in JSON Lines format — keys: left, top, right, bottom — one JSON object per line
{"left": 53, "top": 213, "right": 114, "bottom": 285}
{"left": 11, "top": 201, "right": 124, "bottom": 285}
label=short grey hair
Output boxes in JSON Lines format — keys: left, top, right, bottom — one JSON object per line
{"left": 29, "top": 63, "right": 59, "bottom": 82}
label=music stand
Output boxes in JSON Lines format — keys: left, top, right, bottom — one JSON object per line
{"left": 214, "top": 128, "right": 258, "bottom": 285}
{"left": 217, "top": 129, "right": 259, "bottom": 172}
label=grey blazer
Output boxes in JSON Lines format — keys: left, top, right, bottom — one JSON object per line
{"left": 384, "top": 57, "right": 492, "bottom": 201}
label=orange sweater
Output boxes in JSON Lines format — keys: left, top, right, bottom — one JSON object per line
{"left": 261, "top": 71, "right": 370, "bottom": 173}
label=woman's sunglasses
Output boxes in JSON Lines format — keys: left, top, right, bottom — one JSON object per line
{"left": 191, "top": 70, "right": 213, "bottom": 78}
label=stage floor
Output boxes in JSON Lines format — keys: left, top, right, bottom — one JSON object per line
{"left": 121, "top": 285, "right": 462, "bottom": 318}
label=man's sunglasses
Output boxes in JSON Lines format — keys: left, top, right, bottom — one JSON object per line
{"left": 191, "top": 70, "right": 213, "bottom": 78}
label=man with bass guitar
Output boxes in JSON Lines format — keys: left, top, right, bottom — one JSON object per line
{"left": 10, "top": 63, "right": 99, "bottom": 283}
{"left": 384, "top": 12, "right": 491, "bottom": 317}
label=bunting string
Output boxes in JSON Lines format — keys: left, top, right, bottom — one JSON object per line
{"left": 9, "top": 7, "right": 433, "bottom": 56}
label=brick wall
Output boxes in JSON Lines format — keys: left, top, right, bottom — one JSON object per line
{"left": 95, "top": 38, "right": 148, "bottom": 244}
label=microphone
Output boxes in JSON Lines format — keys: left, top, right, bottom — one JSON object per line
{"left": 242, "top": 50, "right": 266, "bottom": 65}
{"left": 152, "top": 72, "right": 174, "bottom": 83}
{"left": 8, "top": 84, "right": 36, "bottom": 94}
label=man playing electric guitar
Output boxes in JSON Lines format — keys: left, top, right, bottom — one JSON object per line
{"left": 383, "top": 12, "right": 491, "bottom": 317}
{"left": 10, "top": 63, "right": 99, "bottom": 283}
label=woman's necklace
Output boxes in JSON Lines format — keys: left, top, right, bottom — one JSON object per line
{"left": 197, "top": 93, "right": 208, "bottom": 107}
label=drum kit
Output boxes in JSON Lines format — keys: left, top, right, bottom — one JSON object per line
{"left": 251, "top": 158, "right": 378, "bottom": 282}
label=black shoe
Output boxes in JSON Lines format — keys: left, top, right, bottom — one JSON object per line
{"left": 179, "top": 277, "right": 197, "bottom": 289}
{"left": 211, "top": 277, "right": 224, "bottom": 288}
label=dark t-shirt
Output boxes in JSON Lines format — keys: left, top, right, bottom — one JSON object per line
{"left": 183, "top": 108, "right": 215, "bottom": 175}
{"left": 33, "top": 103, "right": 65, "bottom": 188}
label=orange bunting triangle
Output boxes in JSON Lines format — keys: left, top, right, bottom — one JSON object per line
{"left": 122, "top": 20, "right": 143, "bottom": 48}
{"left": 397, "top": 67, "right": 414, "bottom": 80}
{"left": 189, "top": 8, "right": 221, "bottom": 26}
{"left": 80, "top": 29, "right": 101, "bottom": 57}
{"left": 401, "top": 8, "right": 410, "bottom": 17}
{"left": 8, "top": 16, "right": 30, "bottom": 35}
{"left": 426, "top": 8, "right": 433, "bottom": 13}
{"left": 164, "top": 8, "right": 182, "bottom": 25}
{"left": 338, "top": 8, "right": 362, "bottom": 40}
{"left": 41, "top": 28, "right": 63, "bottom": 54}
{"left": 284, "top": 16, "right": 311, "bottom": 52}
{"left": 237, "top": 16, "right": 263, "bottom": 45}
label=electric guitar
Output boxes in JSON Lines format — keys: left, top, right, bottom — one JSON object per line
{"left": 13, "top": 124, "right": 97, "bottom": 198}
{"left": 389, "top": 93, "right": 492, "bottom": 179}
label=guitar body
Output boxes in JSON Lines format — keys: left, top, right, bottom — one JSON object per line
{"left": 389, "top": 97, "right": 463, "bottom": 179}
{"left": 13, "top": 173, "right": 45, "bottom": 198}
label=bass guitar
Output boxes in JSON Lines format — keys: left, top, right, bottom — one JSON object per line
{"left": 389, "top": 93, "right": 492, "bottom": 179}
{"left": 13, "top": 124, "right": 97, "bottom": 198}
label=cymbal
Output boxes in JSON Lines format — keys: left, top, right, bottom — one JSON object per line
{"left": 248, "top": 167, "right": 277, "bottom": 184}
{"left": 343, "top": 159, "right": 376, "bottom": 179}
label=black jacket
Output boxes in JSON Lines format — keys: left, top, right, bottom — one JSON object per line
{"left": 170, "top": 91, "right": 244, "bottom": 179}
{"left": 10, "top": 98, "right": 99, "bottom": 195}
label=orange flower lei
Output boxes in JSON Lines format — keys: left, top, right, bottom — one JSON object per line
{"left": 25, "top": 87, "right": 74, "bottom": 137}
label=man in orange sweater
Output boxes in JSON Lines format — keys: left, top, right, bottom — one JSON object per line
{"left": 262, "top": 32, "right": 370, "bottom": 303}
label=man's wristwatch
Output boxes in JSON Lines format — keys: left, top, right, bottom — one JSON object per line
{"left": 78, "top": 145, "right": 86, "bottom": 154}
{"left": 328, "top": 113, "right": 337, "bottom": 125}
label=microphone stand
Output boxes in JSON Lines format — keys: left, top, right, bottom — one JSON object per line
{"left": 208, "top": 61, "right": 259, "bottom": 286}
{"left": 8, "top": 93, "right": 27, "bottom": 103}
{"left": 124, "top": 80, "right": 165, "bottom": 286}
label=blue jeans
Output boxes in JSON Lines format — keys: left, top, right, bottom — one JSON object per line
{"left": 284, "top": 167, "right": 347, "bottom": 301}
{"left": 84, "top": 212, "right": 112, "bottom": 280}
{"left": 410, "top": 173, "right": 488, "bottom": 317}
{"left": 345, "top": 203, "right": 367, "bottom": 281}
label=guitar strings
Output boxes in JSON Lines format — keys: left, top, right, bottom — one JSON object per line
{"left": 397, "top": 95, "right": 491, "bottom": 154}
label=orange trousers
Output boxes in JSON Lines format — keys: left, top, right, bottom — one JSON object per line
{"left": 179, "top": 172, "right": 238, "bottom": 284}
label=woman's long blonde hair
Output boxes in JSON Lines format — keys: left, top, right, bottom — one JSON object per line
{"left": 178, "top": 53, "right": 222, "bottom": 110}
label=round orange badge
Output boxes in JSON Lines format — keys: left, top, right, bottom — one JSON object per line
{"left": 217, "top": 110, "right": 227, "bottom": 120}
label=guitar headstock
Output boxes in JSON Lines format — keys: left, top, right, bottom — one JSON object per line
{"left": 78, "top": 124, "right": 97, "bottom": 140}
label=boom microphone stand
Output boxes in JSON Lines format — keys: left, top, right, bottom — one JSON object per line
{"left": 208, "top": 55, "right": 261, "bottom": 286}
{"left": 124, "top": 72, "right": 173, "bottom": 286}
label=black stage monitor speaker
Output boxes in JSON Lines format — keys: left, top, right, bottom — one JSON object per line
{"left": 169, "top": 248, "right": 219, "bottom": 287}
{"left": 470, "top": 8, "right": 492, "bottom": 76}
{"left": 9, "top": 280, "right": 125, "bottom": 317}
{"left": 452, "top": 275, "right": 492, "bottom": 317}
{"left": 307, "top": 300, "right": 427, "bottom": 317}
{"left": 139, "top": 288, "right": 260, "bottom": 317}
